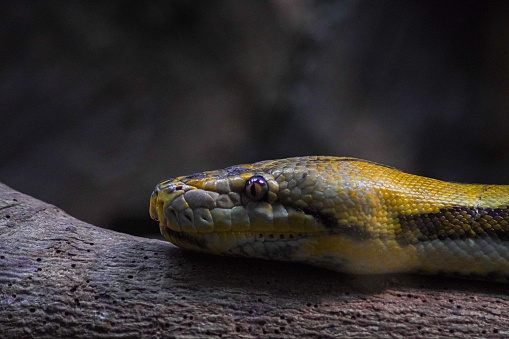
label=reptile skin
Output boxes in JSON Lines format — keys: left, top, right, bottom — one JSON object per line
{"left": 149, "top": 156, "right": 509, "bottom": 281}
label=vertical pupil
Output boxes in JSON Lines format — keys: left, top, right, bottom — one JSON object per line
{"left": 250, "top": 184, "right": 257, "bottom": 197}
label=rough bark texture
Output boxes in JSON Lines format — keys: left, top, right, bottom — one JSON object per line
{"left": 1, "top": 182, "right": 509, "bottom": 338}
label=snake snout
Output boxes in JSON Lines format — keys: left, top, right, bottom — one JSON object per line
{"left": 149, "top": 179, "right": 180, "bottom": 221}
{"left": 150, "top": 180, "right": 219, "bottom": 232}
{"left": 149, "top": 189, "right": 159, "bottom": 220}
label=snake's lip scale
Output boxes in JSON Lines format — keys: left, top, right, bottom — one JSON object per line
{"left": 150, "top": 156, "right": 509, "bottom": 282}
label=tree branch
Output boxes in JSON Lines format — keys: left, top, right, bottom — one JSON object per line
{"left": 0, "top": 182, "right": 508, "bottom": 338}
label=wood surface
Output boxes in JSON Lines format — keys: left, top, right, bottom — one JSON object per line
{"left": 1, "top": 182, "right": 508, "bottom": 338}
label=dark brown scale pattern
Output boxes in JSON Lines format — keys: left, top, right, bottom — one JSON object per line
{"left": 397, "top": 206, "right": 509, "bottom": 244}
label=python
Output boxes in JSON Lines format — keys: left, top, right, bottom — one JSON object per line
{"left": 150, "top": 156, "right": 509, "bottom": 282}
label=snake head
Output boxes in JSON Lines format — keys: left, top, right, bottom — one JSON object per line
{"left": 149, "top": 159, "right": 331, "bottom": 262}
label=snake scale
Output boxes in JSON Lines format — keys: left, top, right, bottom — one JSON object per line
{"left": 149, "top": 156, "right": 509, "bottom": 282}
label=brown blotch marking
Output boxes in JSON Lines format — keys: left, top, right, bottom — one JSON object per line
{"left": 181, "top": 166, "right": 255, "bottom": 183}
{"left": 397, "top": 206, "right": 509, "bottom": 244}
{"left": 302, "top": 208, "right": 373, "bottom": 240}
{"left": 333, "top": 157, "right": 399, "bottom": 171}
{"left": 181, "top": 172, "right": 208, "bottom": 182}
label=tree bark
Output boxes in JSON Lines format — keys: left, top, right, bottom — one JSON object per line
{"left": 1, "top": 182, "right": 508, "bottom": 338}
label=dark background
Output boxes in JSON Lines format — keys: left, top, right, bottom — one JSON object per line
{"left": 2, "top": 1, "right": 509, "bottom": 238}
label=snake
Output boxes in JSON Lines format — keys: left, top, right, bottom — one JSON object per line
{"left": 149, "top": 156, "right": 509, "bottom": 282}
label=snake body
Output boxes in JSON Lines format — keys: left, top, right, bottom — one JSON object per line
{"left": 150, "top": 156, "right": 509, "bottom": 281}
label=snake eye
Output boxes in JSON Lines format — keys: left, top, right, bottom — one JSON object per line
{"left": 245, "top": 175, "right": 268, "bottom": 201}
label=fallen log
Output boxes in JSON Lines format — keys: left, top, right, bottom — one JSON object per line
{"left": 0, "top": 182, "right": 508, "bottom": 338}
